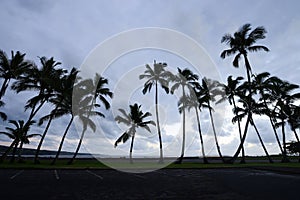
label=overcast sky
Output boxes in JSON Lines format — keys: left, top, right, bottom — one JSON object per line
{"left": 1, "top": 0, "right": 300, "bottom": 158}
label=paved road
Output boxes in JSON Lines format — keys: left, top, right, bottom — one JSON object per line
{"left": 0, "top": 168, "right": 299, "bottom": 199}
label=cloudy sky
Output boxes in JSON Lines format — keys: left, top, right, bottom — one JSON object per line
{"left": 1, "top": 0, "right": 300, "bottom": 159}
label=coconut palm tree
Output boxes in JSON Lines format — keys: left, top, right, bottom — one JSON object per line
{"left": 0, "top": 50, "right": 32, "bottom": 99}
{"left": 178, "top": 90, "right": 208, "bottom": 163}
{"left": 11, "top": 56, "right": 66, "bottom": 160}
{"left": 114, "top": 103, "right": 155, "bottom": 163}
{"left": 252, "top": 72, "right": 284, "bottom": 155}
{"left": 232, "top": 94, "right": 273, "bottom": 163}
{"left": 198, "top": 77, "right": 226, "bottom": 163}
{"left": 0, "top": 120, "right": 39, "bottom": 163}
{"left": 217, "top": 75, "right": 246, "bottom": 163}
{"left": 34, "top": 67, "right": 79, "bottom": 164}
{"left": 269, "top": 80, "right": 300, "bottom": 162}
{"left": 139, "top": 61, "right": 172, "bottom": 163}
{"left": 220, "top": 23, "right": 269, "bottom": 83}
{"left": 170, "top": 68, "right": 199, "bottom": 163}
{"left": 68, "top": 74, "right": 113, "bottom": 164}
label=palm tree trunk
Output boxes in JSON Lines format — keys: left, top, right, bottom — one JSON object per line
{"left": 129, "top": 131, "right": 136, "bottom": 164}
{"left": 208, "top": 102, "right": 225, "bottom": 163}
{"left": 243, "top": 55, "right": 252, "bottom": 83}
{"left": 281, "top": 118, "right": 289, "bottom": 163}
{"left": 155, "top": 81, "right": 163, "bottom": 163}
{"left": 0, "top": 141, "right": 16, "bottom": 162}
{"left": 195, "top": 107, "right": 208, "bottom": 164}
{"left": 178, "top": 86, "right": 186, "bottom": 164}
{"left": 68, "top": 126, "right": 86, "bottom": 165}
{"left": 18, "top": 100, "right": 46, "bottom": 161}
{"left": 10, "top": 141, "right": 19, "bottom": 163}
{"left": 34, "top": 106, "right": 58, "bottom": 164}
{"left": 293, "top": 130, "right": 300, "bottom": 162}
{"left": 230, "top": 112, "right": 251, "bottom": 163}
{"left": 51, "top": 115, "right": 74, "bottom": 165}
{"left": 0, "top": 78, "right": 9, "bottom": 99}
{"left": 232, "top": 98, "right": 245, "bottom": 163}
{"left": 251, "top": 117, "right": 273, "bottom": 163}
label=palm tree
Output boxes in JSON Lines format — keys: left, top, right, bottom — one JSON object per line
{"left": 252, "top": 72, "right": 284, "bottom": 155}
{"left": 68, "top": 74, "right": 113, "bottom": 164}
{"left": 178, "top": 90, "right": 208, "bottom": 163}
{"left": 170, "top": 68, "right": 199, "bottom": 163}
{"left": 34, "top": 68, "right": 78, "bottom": 164}
{"left": 198, "top": 77, "right": 226, "bottom": 163}
{"left": 232, "top": 95, "right": 273, "bottom": 163}
{"left": 139, "top": 61, "right": 172, "bottom": 163}
{"left": 11, "top": 56, "right": 66, "bottom": 160}
{"left": 114, "top": 103, "right": 155, "bottom": 163}
{"left": 220, "top": 23, "right": 269, "bottom": 83}
{"left": 0, "top": 50, "right": 32, "bottom": 99}
{"left": 217, "top": 75, "right": 246, "bottom": 163}
{"left": 0, "top": 120, "right": 39, "bottom": 163}
{"left": 269, "top": 79, "right": 300, "bottom": 162}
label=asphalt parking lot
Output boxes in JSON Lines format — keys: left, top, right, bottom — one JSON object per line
{"left": 0, "top": 168, "right": 299, "bottom": 200}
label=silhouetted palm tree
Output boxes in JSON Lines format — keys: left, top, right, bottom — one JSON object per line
{"left": 68, "top": 74, "right": 113, "bottom": 164}
{"left": 217, "top": 75, "right": 246, "bottom": 163}
{"left": 178, "top": 90, "right": 208, "bottom": 163}
{"left": 220, "top": 23, "right": 269, "bottom": 83}
{"left": 170, "top": 68, "right": 199, "bottom": 163}
{"left": 252, "top": 72, "right": 284, "bottom": 155}
{"left": 139, "top": 61, "right": 172, "bottom": 163}
{"left": 233, "top": 95, "right": 273, "bottom": 163}
{"left": 11, "top": 56, "right": 65, "bottom": 160}
{"left": 269, "top": 79, "right": 300, "bottom": 162}
{"left": 0, "top": 50, "right": 32, "bottom": 99}
{"left": 0, "top": 120, "right": 39, "bottom": 163}
{"left": 199, "top": 77, "right": 226, "bottom": 163}
{"left": 34, "top": 68, "right": 78, "bottom": 164}
{"left": 114, "top": 103, "right": 155, "bottom": 163}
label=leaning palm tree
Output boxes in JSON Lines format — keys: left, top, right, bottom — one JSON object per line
{"left": 220, "top": 23, "right": 269, "bottom": 83}
{"left": 0, "top": 120, "right": 39, "bottom": 163}
{"left": 139, "top": 61, "right": 172, "bottom": 163}
{"left": 68, "top": 74, "right": 113, "bottom": 164}
{"left": 0, "top": 50, "right": 32, "bottom": 99}
{"left": 11, "top": 57, "right": 66, "bottom": 160}
{"left": 199, "top": 77, "right": 226, "bottom": 163}
{"left": 217, "top": 75, "right": 246, "bottom": 163}
{"left": 178, "top": 90, "right": 208, "bottom": 163}
{"left": 170, "top": 68, "right": 199, "bottom": 164}
{"left": 252, "top": 72, "right": 284, "bottom": 155}
{"left": 232, "top": 94, "right": 273, "bottom": 163}
{"left": 34, "top": 67, "right": 78, "bottom": 164}
{"left": 114, "top": 103, "right": 155, "bottom": 163}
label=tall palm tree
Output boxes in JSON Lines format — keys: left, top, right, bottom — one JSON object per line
{"left": 68, "top": 74, "right": 113, "bottom": 164}
{"left": 139, "top": 61, "right": 172, "bottom": 163}
{"left": 34, "top": 68, "right": 78, "bottom": 164}
{"left": 0, "top": 50, "right": 32, "bottom": 99}
{"left": 220, "top": 23, "right": 269, "bottom": 83}
{"left": 269, "top": 79, "right": 300, "bottom": 162}
{"left": 170, "top": 68, "right": 199, "bottom": 163}
{"left": 178, "top": 90, "right": 208, "bottom": 163}
{"left": 217, "top": 75, "right": 246, "bottom": 163}
{"left": 252, "top": 72, "right": 284, "bottom": 155}
{"left": 0, "top": 120, "right": 39, "bottom": 163}
{"left": 199, "top": 77, "right": 226, "bottom": 163}
{"left": 11, "top": 56, "right": 66, "bottom": 160}
{"left": 114, "top": 103, "right": 155, "bottom": 163}
{"left": 232, "top": 95, "right": 273, "bottom": 163}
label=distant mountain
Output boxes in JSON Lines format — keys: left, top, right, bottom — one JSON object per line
{"left": 0, "top": 145, "right": 90, "bottom": 156}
